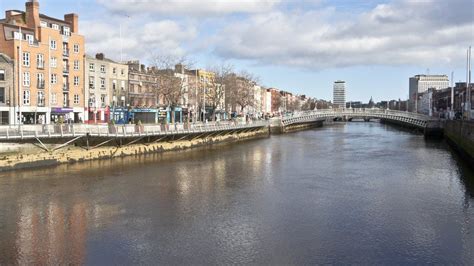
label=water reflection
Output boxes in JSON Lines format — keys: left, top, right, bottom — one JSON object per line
{"left": 0, "top": 123, "right": 472, "bottom": 264}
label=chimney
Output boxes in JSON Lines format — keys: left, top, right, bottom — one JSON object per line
{"left": 140, "top": 64, "right": 146, "bottom": 72}
{"left": 25, "top": 0, "right": 40, "bottom": 38}
{"left": 64, "top": 13, "right": 78, "bottom": 33}
{"left": 95, "top": 53, "right": 104, "bottom": 60}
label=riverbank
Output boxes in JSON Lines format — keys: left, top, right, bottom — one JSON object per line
{"left": 444, "top": 120, "right": 474, "bottom": 165}
{"left": 0, "top": 127, "right": 269, "bottom": 172}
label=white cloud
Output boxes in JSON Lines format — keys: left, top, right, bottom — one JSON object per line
{"left": 82, "top": 19, "right": 196, "bottom": 61}
{"left": 213, "top": 0, "right": 474, "bottom": 69}
{"left": 96, "top": 0, "right": 282, "bottom": 16}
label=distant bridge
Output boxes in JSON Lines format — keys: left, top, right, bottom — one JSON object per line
{"left": 280, "top": 108, "right": 442, "bottom": 134}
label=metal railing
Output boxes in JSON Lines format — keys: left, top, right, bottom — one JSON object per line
{"left": 281, "top": 108, "right": 436, "bottom": 128}
{"left": 0, "top": 120, "right": 269, "bottom": 141}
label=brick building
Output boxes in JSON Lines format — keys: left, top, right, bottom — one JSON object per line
{"left": 0, "top": 0, "right": 85, "bottom": 124}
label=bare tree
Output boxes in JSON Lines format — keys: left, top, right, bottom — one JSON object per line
{"left": 272, "top": 94, "right": 282, "bottom": 114}
{"left": 287, "top": 98, "right": 301, "bottom": 112}
{"left": 149, "top": 54, "right": 192, "bottom": 123}
{"left": 226, "top": 71, "right": 259, "bottom": 116}
{"left": 207, "top": 63, "right": 234, "bottom": 121}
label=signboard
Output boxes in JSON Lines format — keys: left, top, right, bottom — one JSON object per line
{"left": 132, "top": 108, "right": 157, "bottom": 113}
{"left": 51, "top": 108, "right": 73, "bottom": 114}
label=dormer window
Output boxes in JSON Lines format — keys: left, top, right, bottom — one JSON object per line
{"left": 26, "top": 34, "right": 34, "bottom": 45}
{"left": 13, "top": 31, "right": 22, "bottom": 40}
{"left": 62, "top": 26, "right": 70, "bottom": 36}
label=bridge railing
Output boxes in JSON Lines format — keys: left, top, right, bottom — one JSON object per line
{"left": 282, "top": 108, "right": 435, "bottom": 121}
{"left": 0, "top": 120, "right": 269, "bottom": 140}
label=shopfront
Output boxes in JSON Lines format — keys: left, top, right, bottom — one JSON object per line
{"left": 111, "top": 107, "right": 131, "bottom": 124}
{"left": 158, "top": 108, "right": 167, "bottom": 124}
{"left": 51, "top": 107, "right": 74, "bottom": 124}
{"left": 132, "top": 108, "right": 157, "bottom": 124}
{"left": 19, "top": 107, "right": 48, "bottom": 124}
{"left": 169, "top": 107, "right": 183, "bottom": 123}
{"left": 86, "top": 107, "right": 110, "bottom": 124}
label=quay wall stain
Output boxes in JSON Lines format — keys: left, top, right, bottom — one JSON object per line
{"left": 0, "top": 128, "right": 269, "bottom": 172}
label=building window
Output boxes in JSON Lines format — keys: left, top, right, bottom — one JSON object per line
{"left": 51, "top": 74, "right": 57, "bottom": 84}
{"left": 50, "top": 39, "right": 57, "bottom": 49}
{"left": 113, "top": 68, "right": 116, "bottom": 74}
{"left": 37, "top": 73, "right": 44, "bottom": 89}
{"left": 37, "top": 91, "right": 45, "bottom": 106}
{"left": 40, "top": 21, "right": 48, "bottom": 27}
{"left": 74, "top": 76, "right": 79, "bottom": 86}
{"left": 100, "top": 78, "right": 105, "bottom": 89}
{"left": 50, "top": 57, "right": 57, "bottom": 68}
{"left": 89, "top": 77, "right": 95, "bottom": 89}
{"left": 63, "top": 43, "right": 69, "bottom": 56}
{"left": 36, "top": 54, "right": 44, "bottom": 69}
{"left": 63, "top": 93, "right": 69, "bottom": 107}
{"left": 0, "top": 87, "right": 4, "bottom": 103}
{"left": 0, "top": 70, "right": 4, "bottom": 81}
{"left": 89, "top": 96, "right": 95, "bottom": 107}
{"left": 101, "top": 95, "right": 106, "bottom": 107}
{"left": 23, "top": 52, "right": 30, "bottom": 67}
{"left": 100, "top": 65, "right": 106, "bottom": 73}
{"left": 23, "top": 90, "right": 30, "bottom": 105}
{"left": 23, "top": 72, "right": 30, "bottom": 87}
{"left": 62, "top": 76, "right": 68, "bottom": 90}
{"left": 89, "top": 63, "right": 95, "bottom": 72}
{"left": 52, "top": 24, "right": 59, "bottom": 30}
{"left": 74, "top": 60, "right": 80, "bottom": 70}
{"left": 73, "top": 44, "right": 79, "bottom": 53}
{"left": 52, "top": 93, "right": 57, "bottom": 104}
{"left": 113, "top": 80, "right": 117, "bottom": 90}
{"left": 121, "top": 69, "right": 125, "bottom": 75}
{"left": 26, "top": 34, "right": 34, "bottom": 45}
{"left": 74, "top": 94, "right": 79, "bottom": 104}
{"left": 121, "top": 80, "right": 125, "bottom": 90}
{"left": 62, "top": 26, "right": 70, "bottom": 36}
{"left": 63, "top": 59, "right": 69, "bottom": 72}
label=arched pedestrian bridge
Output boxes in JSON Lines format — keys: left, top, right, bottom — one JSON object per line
{"left": 279, "top": 108, "right": 442, "bottom": 135}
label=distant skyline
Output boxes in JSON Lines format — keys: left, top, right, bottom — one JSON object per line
{"left": 1, "top": 0, "right": 472, "bottom": 102}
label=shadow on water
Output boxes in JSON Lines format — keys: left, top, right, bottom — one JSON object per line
{"left": 446, "top": 144, "right": 474, "bottom": 199}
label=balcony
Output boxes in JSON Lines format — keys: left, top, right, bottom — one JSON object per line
{"left": 63, "top": 100, "right": 70, "bottom": 108}
{"left": 37, "top": 62, "right": 45, "bottom": 70}
{"left": 63, "top": 83, "right": 70, "bottom": 91}
{"left": 63, "top": 65, "right": 70, "bottom": 74}
{"left": 63, "top": 49, "right": 69, "bottom": 58}
{"left": 37, "top": 81, "right": 45, "bottom": 89}
{"left": 37, "top": 101, "right": 45, "bottom": 107}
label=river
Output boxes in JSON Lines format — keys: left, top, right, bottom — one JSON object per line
{"left": 0, "top": 122, "right": 473, "bottom": 264}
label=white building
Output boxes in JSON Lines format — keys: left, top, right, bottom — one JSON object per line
{"left": 333, "top": 80, "right": 346, "bottom": 109}
{"left": 409, "top": 75, "right": 449, "bottom": 112}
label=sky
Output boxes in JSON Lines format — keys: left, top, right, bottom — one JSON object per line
{"left": 1, "top": 0, "right": 473, "bottom": 102}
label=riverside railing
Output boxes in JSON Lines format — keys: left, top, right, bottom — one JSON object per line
{"left": 283, "top": 108, "right": 435, "bottom": 121}
{"left": 0, "top": 120, "right": 269, "bottom": 141}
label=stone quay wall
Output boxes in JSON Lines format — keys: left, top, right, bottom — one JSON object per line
{"left": 0, "top": 127, "right": 270, "bottom": 172}
{"left": 444, "top": 120, "right": 474, "bottom": 165}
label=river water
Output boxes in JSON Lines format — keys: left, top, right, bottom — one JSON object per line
{"left": 0, "top": 122, "right": 473, "bottom": 264}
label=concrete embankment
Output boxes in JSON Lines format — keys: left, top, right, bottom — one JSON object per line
{"left": 0, "top": 127, "right": 269, "bottom": 172}
{"left": 444, "top": 120, "right": 474, "bottom": 165}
